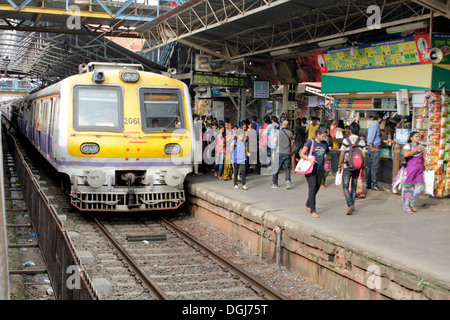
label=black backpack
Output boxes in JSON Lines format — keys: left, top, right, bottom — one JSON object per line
{"left": 345, "top": 137, "right": 364, "bottom": 171}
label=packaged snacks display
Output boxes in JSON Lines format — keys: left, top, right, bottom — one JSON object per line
{"left": 419, "top": 90, "right": 449, "bottom": 198}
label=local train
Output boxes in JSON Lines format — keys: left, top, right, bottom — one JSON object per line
{"left": 3, "top": 62, "right": 194, "bottom": 212}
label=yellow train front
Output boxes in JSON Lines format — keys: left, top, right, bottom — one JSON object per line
{"left": 41, "top": 63, "right": 193, "bottom": 211}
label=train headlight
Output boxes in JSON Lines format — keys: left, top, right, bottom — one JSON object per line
{"left": 80, "top": 143, "right": 100, "bottom": 155}
{"left": 165, "top": 143, "right": 181, "bottom": 155}
{"left": 120, "top": 71, "right": 140, "bottom": 83}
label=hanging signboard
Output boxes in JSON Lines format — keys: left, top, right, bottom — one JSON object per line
{"left": 432, "top": 33, "right": 450, "bottom": 64}
{"left": 191, "top": 71, "right": 250, "bottom": 88}
{"left": 336, "top": 98, "right": 373, "bottom": 109}
{"left": 314, "top": 34, "right": 431, "bottom": 74}
{"left": 252, "top": 80, "right": 270, "bottom": 99}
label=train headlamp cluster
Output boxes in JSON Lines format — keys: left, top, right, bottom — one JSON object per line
{"left": 120, "top": 71, "right": 140, "bottom": 83}
{"left": 165, "top": 143, "right": 181, "bottom": 155}
{"left": 80, "top": 143, "right": 100, "bottom": 155}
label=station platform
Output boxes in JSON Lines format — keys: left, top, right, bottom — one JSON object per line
{"left": 184, "top": 169, "right": 450, "bottom": 300}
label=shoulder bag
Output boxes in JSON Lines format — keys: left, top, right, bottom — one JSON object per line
{"left": 295, "top": 139, "right": 315, "bottom": 175}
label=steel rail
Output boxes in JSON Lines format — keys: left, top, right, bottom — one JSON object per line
{"left": 160, "top": 217, "right": 287, "bottom": 300}
{"left": 92, "top": 217, "right": 170, "bottom": 300}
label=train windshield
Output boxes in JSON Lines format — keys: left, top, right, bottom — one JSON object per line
{"left": 73, "top": 86, "right": 123, "bottom": 132}
{"left": 140, "top": 88, "right": 185, "bottom": 132}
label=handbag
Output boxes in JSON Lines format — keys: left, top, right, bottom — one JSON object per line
{"left": 295, "top": 139, "right": 315, "bottom": 175}
{"left": 400, "top": 143, "right": 409, "bottom": 167}
{"left": 335, "top": 170, "right": 342, "bottom": 186}
{"left": 392, "top": 166, "right": 406, "bottom": 194}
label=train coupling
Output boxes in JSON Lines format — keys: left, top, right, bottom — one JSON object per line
{"left": 126, "top": 189, "right": 141, "bottom": 209}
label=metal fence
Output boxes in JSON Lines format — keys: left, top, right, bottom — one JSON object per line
{"left": 4, "top": 131, "right": 98, "bottom": 300}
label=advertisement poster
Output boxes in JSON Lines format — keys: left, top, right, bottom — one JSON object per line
{"left": 314, "top": 35, "right": 431, "bottom": 74}
{"left": 432, "top": 33, "right": 450, "bottom": 64}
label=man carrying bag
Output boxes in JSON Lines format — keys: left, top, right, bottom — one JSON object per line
{"left": 338, "top": 122, "right": 366, "bottom": 216}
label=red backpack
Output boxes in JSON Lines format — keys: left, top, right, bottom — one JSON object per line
{"left": 345, "top": 137, "right": 364, "bottom": 171}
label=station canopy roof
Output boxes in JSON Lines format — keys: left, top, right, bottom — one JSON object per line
{"left": 0, "top": 0, "right": 175, "bottom": 79}
{"left": 137, "top": 0, "right": 450, "bottom": 66}
{"left": 0, "top": 0, "right": 449, "bottom": 79}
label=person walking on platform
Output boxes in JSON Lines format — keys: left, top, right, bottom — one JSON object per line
{"left": 222, "top": 122, "right": 234, "bottom": 180}
{"left": 401, "top": 131, "right": 425, "bottom": 214}
{"left": 366, "top": 112, "right": 384, "bottom": 191}
{"left": 263, "top": 116, "right": 280, "bottom": 169}
{"left": 272, "top": 120, "right": 293, "bottom": 189}
{"left": 338, "top": 122, "right": 366, "bottom": 215}
{"left": 233, "top": 130, "right": 248, "bottom": 190}
{"left": 215, "top": 125, "right": 226, "bottom": 179}
{"left": 299, "top": 127, "right": 330, "bottom": 218}
{"left": 259, "top": 116, "right": 271, "bottom": 168}
{"left": 291, "top": 118, "right": 306, "bottom": 173}
{"left": 306, "top": 117, "right": 320, "bottom": 140}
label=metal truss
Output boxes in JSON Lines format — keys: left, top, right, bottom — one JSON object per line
{"left": 0, "top": 0, "right": 177, "bottom": 37}
{"left": 0, "top": 29, "right": 165, "bottom": 78}
{"left": 138, "top": 0, "right": 442, "bottom": 61}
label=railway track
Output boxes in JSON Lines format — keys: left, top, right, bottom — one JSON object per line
{"left": 92, "top": 215, "right": 286, "bottom": 300}
{"left": 3, "top": 123, "right": 286, "bottom": 300}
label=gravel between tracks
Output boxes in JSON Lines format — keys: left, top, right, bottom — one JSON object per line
{"left": 170, "top": 213, "right": 341, "bottom": 300}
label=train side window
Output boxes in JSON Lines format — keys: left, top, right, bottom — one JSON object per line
{"left": 139, "top": 88, "right": 185, "bottom": 133}
{"left": 73, "top": 86, "right": 123, "bottom": 132}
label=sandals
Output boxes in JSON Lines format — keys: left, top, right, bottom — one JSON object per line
{"left": 410, "top": 206, "right": 418, "bottom": 212}
{"left": 356, "top": 194, "right": 366, "bottom": 199}
{"left": 305, "top": 206, "right": 319, "bottom": 218}
{"left": 404, "top": 210, "right": 413, "bottom": 215}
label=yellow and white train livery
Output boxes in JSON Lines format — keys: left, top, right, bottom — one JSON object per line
{"left": 14, "top": 62, "right": 194, "bottom": 212}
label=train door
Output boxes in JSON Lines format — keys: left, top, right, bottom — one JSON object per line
{"left": 43, "top": 99, "right": 50, "bottom": 157}
{"left": 34, "top": 100, "right": 42, "bottom": 148}
{"left": 48, "top": 97, "right": 58, "bottom": 161}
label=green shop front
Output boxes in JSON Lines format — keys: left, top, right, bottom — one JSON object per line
{"left": 314, "top": 33, "right": 450, "bottom": 187}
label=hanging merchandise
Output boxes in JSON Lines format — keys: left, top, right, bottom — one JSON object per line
{"left": 443, "top": 90, "right": 450, "bottom": 197}
{"left": 194, "top": 98, "right": 212, "bottom": 116}
{"left": 421, "top": 90, "right": 449, "bottom": 198}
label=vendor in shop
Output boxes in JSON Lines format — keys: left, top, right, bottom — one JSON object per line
{"left": 381, "top": 119, "right": 397, "bottom": 144}
{"left": 382, "top": 119, "right": 396, "bottom": 136}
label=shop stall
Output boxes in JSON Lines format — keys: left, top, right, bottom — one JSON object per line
{"left": 314, "top": 32, "right": 450, "bottom": 193}
{"left": 332, "top": 94, "right": 410, "bottom": 184}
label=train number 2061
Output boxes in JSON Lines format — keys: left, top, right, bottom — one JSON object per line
{"left": 124, "top": 117, "right": 140, "bottom": 125}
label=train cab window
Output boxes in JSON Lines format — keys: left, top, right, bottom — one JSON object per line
{"left": 73, "top": 86, "right": 123, "bottom": 132}
{"left": 139, "top": 88, "right": 185, "bottom": 133}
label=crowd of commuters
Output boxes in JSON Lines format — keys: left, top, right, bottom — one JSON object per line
{"left": 191, "top": 111, "right": 417, "bottom": 217}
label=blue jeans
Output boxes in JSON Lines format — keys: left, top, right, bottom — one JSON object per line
{"left": 272, "top": 153, "right": 291, "bottom": 186}
{"left": 342, "top": 168, "right": 360, "bottom": 207}
{"left": 366, "top": 149, "right": 380, "bottom": 188}
{"left": 215, "top": 153, "right": 224, "bottom": 177}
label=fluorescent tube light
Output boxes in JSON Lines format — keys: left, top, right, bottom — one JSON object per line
{"left": 356, "top": 92, "right": 384, "bottom": 95}
{"left": 318, "top": 38, "right": 348, "bottom": 48}
{"left": 386, "top": 21, "right": 427, "bottom": 34}
{"left": 270, "top": 48, "right": 293, "bottom": 57}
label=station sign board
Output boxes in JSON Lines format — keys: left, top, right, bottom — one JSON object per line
{"left": 252, "top": 80, "right": 270, "bottom": 99}
{"left": 191, "top": 71, "right": 250, "bottom": 88}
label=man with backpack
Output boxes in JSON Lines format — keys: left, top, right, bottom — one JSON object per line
{"left": 338, "top": 122, "right": 366, "bottom": 215}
